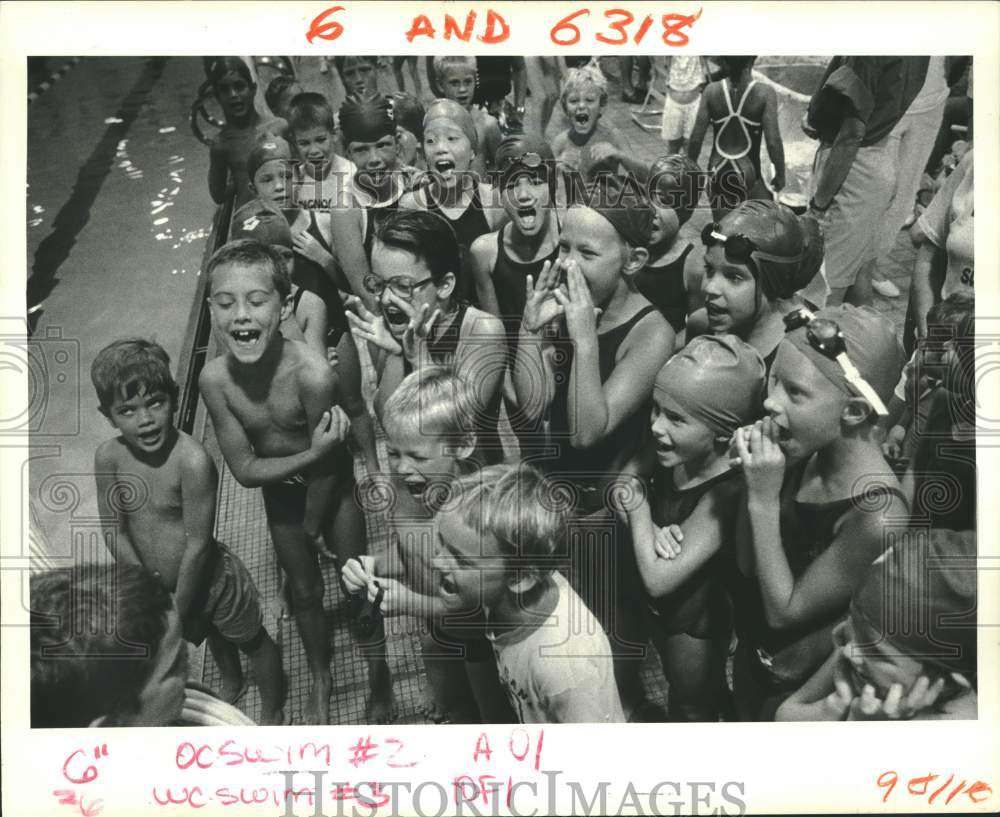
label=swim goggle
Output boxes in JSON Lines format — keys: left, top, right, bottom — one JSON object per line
{"left": 783, "top": 307, "right": 889, "bottom": 416}
{"left": 701, "top": 222, "right": 803, "bottom": 278}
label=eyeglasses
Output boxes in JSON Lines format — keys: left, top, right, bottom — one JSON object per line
{"left": 783, "top": 307, "right": 889, "bottom": 416}
{"left": 362, "top": 274, "right": 434, "bottom": 300}
{"left": 701, "top": 222, "right": 803, "bottom": 273}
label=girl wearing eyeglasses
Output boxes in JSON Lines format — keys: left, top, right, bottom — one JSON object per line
{"left": 346, "top": 209, "right": 507, "bottom": 466}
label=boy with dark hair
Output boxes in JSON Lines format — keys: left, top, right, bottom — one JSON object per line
{"left": 433, "top": 463, "right": 626, "bottom": 723}
{"left": 91, "top": 337, "right": 284, "bottom": 723}
{"left": 777, "top": 528, "right": 977, "bottom": 721}
{"left": 287, "top": 91, "right": 355, "bottom": 215}
{"left": 199, "top": 238, "right": 391, "bottom": 724}
{"left": 31, "top": 563, "right": 187, "bottom": 727}
{"left": 264, "top": 74, "right": 304, "bottom": 120}
{"left": 334, "top": 56, "right": 381, "bottom": 100}
{"left": 206, "top": 57, "right": 289, "bottom": 208}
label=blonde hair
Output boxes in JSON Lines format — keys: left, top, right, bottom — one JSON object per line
{"left": 433, "top": 56, "right": 477, "bottom": 83}
{"left": 382, "top": 365, "right": 477, "bottom": 444}
{"left": 447, "top": 463, "right": 567, "bottom": 570}
{"left": 560, "top": 64, "right": 608, "bottom": 107}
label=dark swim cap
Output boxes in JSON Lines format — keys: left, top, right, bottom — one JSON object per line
{"left": 496, "top": 133, "right": 556, "bottom": 193}
{"left": 718, "top": 199, "right": 819, "bottom": 301}
{"left": 582, "top": 174, "right": 654, "bottom": 248}
{"left": 339, "top": 93, "right": 395, "bottom": 145}
{"left": 648, "top": 154, "right": 702, "bottom": 226}
{"left": 232, "top": 200, "right": 292, "bottom": 248}
{"left": 784, "top": 303, "right": 904, "bottom": 408}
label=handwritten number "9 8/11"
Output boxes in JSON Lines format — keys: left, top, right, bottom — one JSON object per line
{"left": 550, "top": 8, "right": 702, "bottom": 47}
{"left": 878, "top": 771, "right": 992, "bottom": 806}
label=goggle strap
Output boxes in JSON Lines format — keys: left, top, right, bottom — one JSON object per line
{"left": 835, "top": 352, "right": 889, "bottom": 416}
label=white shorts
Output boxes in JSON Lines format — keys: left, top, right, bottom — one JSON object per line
{"left": 661, "top": 95, "right": 700, "bottom": 142}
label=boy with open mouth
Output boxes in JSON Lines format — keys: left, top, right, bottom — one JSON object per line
{"left": 200, "top": 238, "right": 391, "bottom": 724}
{"left": 341, "top": 366, "right": 514, "bottom": 725}
{"left": 431, "top": 463, "right": 626, "bottom": 724}
{"left": 550, "top": 64, "right": 627, "bottom": 204}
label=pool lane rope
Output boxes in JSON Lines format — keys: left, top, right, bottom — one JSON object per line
{"left": 28, "top": 58, "right": 81, "bottom": 105}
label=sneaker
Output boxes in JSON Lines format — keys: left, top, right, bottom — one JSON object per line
{"left": 872, "top": 278, "right": 901, "bottom": 298}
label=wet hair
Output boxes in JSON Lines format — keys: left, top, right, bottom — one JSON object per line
{"left": 373, "top": 210, "right": 460, "bottom": 286}
{"left": 560, "top": 64, "right": 608, "bottom": 107}
{"left": 207, "top": 57, "right": 253, "bottom": 89}
{"left": 339, "top": 93, "right": 395, "bottom": 145}
{"left": 91, "top": 337, "right": 179, "bottom": 413}
{"left": 448, "top": 463, "right": 568, "bottom": 573}
{"left": 206, "top": 238, "right": 291, "bottom": 300}
{"left": 264, "top": 75, "right": 298, "bottom": 116}
{"left": 30, "top": 563, "right": 173, "bottom": 728}
{"left": 433, "top": 56, "right": 477, "bottom": 83}
{"left": 287, "top": 91, "right": 336, "bottom": 135}
{"left": 720, "top": 56, "right": 756, "bottom": 77}
{"left": 383, "top": 365, "right": 478, "bottom": 443}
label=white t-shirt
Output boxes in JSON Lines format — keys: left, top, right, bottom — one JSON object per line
{"left": 487, "top": 573, "right": 626, "bottom": 724}
{"left": 667, "top": 56, "right": 708, "bottom": 93}
{"left": 917, "top": 150, "right": 973, "bottom": 299}
{"left": 292, "top": 154, "right": 356, "bottom": 212}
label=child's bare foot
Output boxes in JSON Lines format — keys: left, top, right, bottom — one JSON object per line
{"left": 304, "top": 673, "right": 332, "bottom": 725}
{"left": 259, "top": 706, "right": 290, "bottom": 726}
{"left": 366, "top": 662, "right": 396, "bottom": 724}
{"left": 220, "top": 673, "right": 248, "bottom": 705}
{"left": 418, "top": 699, "right": 451, "bottom": 724}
